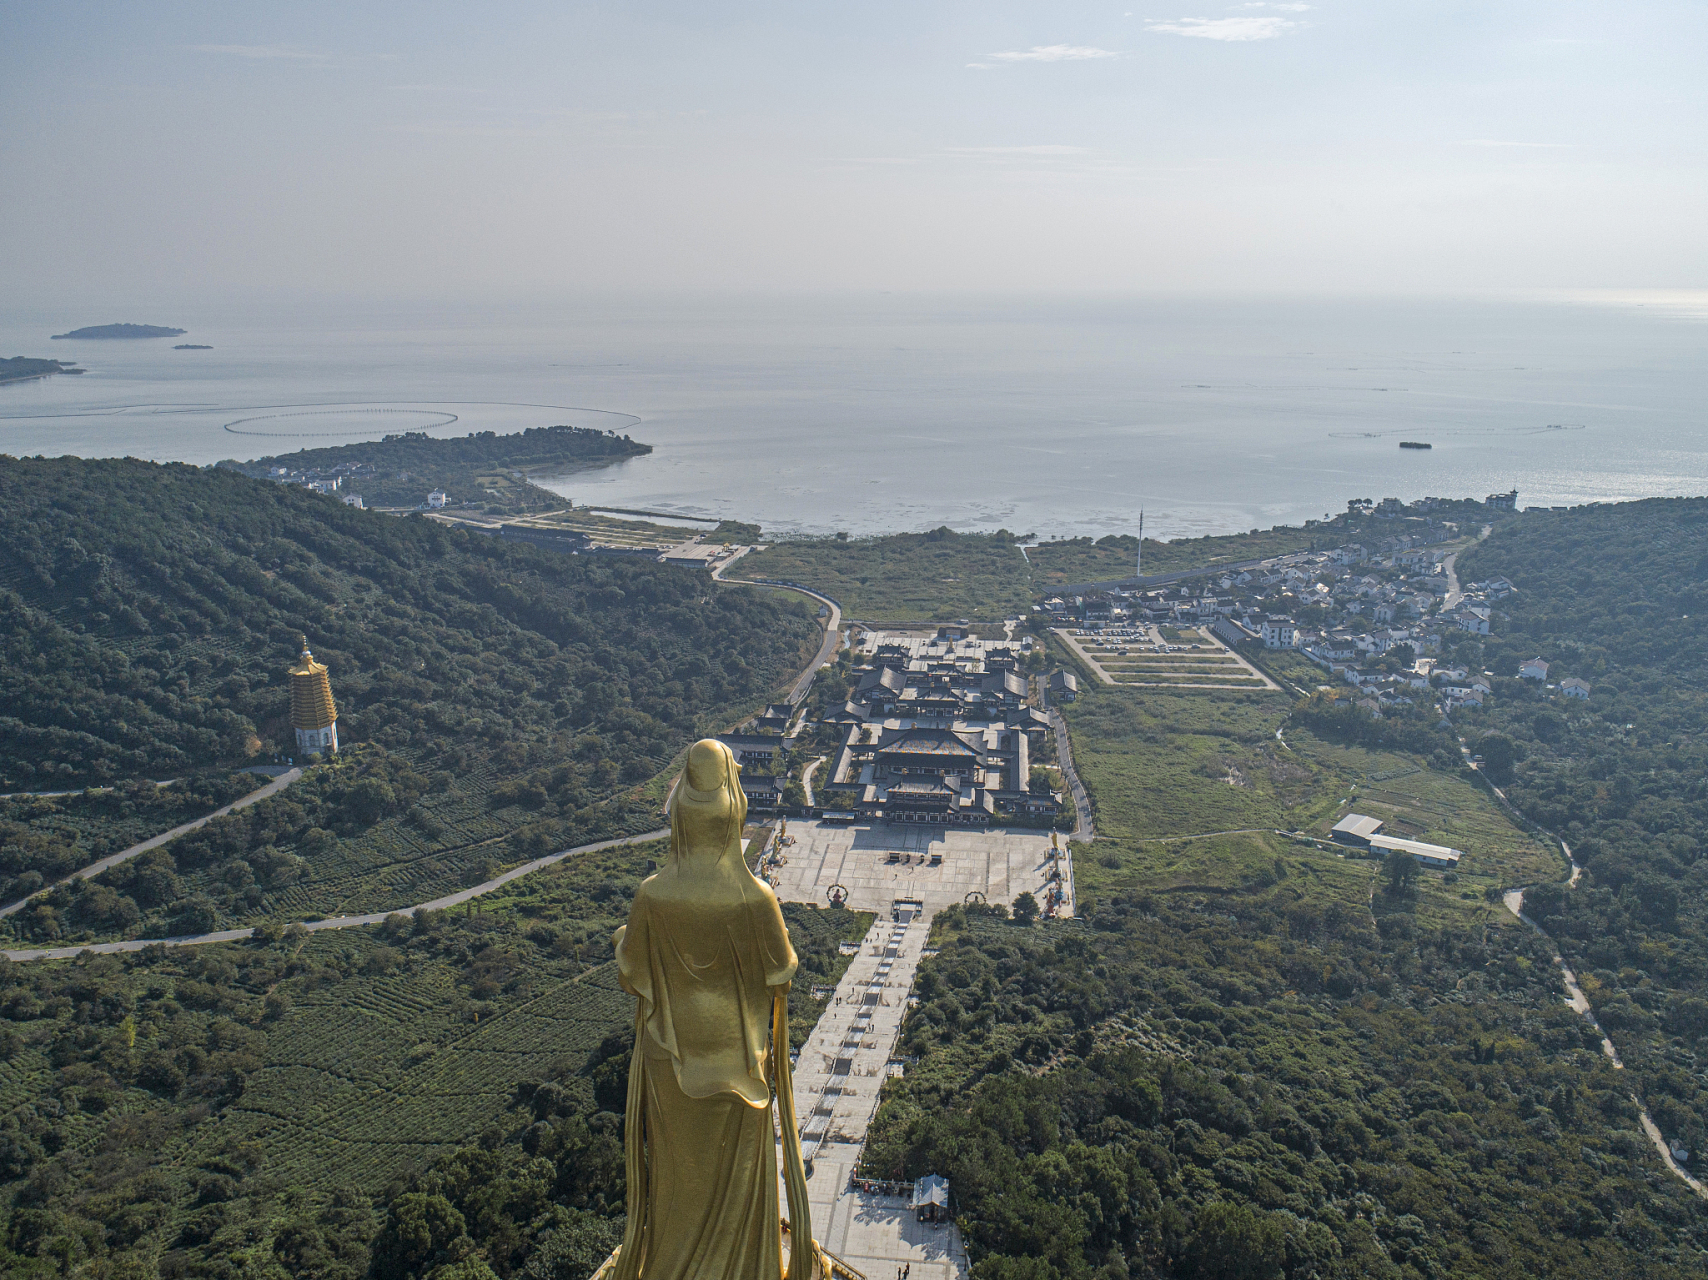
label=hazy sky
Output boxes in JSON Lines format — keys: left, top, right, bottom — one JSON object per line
{"left": 5, "top": 2, "right": 1705, "bottom": 301}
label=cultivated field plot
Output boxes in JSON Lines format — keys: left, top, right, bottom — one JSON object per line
{"left": 215, "top": 957, "right": 635, "bottom": 1193}
{"left": 1054, "top": 625, "right": 1277, "bottom": 691}
{"left": 517, "top": 509, "right": 707, "bottom": 551}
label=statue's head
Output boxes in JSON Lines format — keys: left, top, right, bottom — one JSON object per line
{"left": 686, "top": 739, "right": 732, "bottom": 793}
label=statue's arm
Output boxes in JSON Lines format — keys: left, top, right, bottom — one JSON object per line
{"left": 613, "top": 901, "right": 651, "bottom": 1002}
{"left": 755, "top": 887, "right": 799, "bottom": 991}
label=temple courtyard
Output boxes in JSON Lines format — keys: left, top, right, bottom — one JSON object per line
{"left": 765, "top": 819, "right": 1070, "bottom": 919}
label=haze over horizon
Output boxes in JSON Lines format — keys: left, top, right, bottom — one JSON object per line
{"left": 5, "top": 1, "right": 1706, "bottom": 308}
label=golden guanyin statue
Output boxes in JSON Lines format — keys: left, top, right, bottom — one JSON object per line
{"left": 610, "top": 738, "right": 824, "bottom": 1280}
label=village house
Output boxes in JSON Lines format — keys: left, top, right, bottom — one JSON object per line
{"left": 1561, "top": 676, "right": 1591, "bottom": 699}
{"left": 1519, "top": 656, "right": 1550, "bottom": 680}
{"left": 1448, "top": 606, "right": 1491, "bottom": 635}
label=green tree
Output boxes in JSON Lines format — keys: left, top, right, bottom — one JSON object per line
{"left": 373, "top": 1193, "right": 468, "bottom": 1280}
{"left": 1180, "top": 1201, "right": 1287, "bottom": 1280}
{"left": 1011, "top": 892, "right": 1039, "bottom": 925}
{"left": 1383, "top": 849, "right": 1419, "bottom": 896}
{"left": 1478, "top": 731, "right": 1518, "bottom": 785}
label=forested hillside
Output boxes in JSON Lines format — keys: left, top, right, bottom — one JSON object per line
{"left": 0, "top": 835, "right": 870, "bottom": 1279}
{"left": 0, "top": 456, "right": 818, "bottom": 942}
{"left": 1451, "top": 498, "right": 1708, "bottom": 1164}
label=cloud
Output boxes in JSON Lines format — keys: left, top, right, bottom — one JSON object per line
{"left": 985, "top": 45, "right": 1121, "bottom": 63}
{"left": 190, "top": 43, "right": 328, "bottom": 60}
{"left": 1145, "top": 17, "right": 1298, "bottom": 40}
{"left": 189, "top": 44, "right": 398, "bottom": 66}
{"left": 1459, "top": 139, "right": 1572, "bottom": 148}
{"left": 1239, "top": 2, "right": 1312, "bottom": 10}
{"left": 945, "top": 145, "right": 1091, "bottom": 156}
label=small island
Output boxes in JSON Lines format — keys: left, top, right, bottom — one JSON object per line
{"left": 51, "top": 323, "right": 187, "bottom": 340}
{"left": 0, "top": 357, "right": 84, "bottom": 384}
{"left": 174, "top": 344, "right": 213, "bottom": 350}
{"left": 1399, "top": 440, "right": 1432, "bottom": 449}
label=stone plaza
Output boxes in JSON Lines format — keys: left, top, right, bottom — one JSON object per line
{"left": 766, "top": 819, "right": 1071, "bottom": 920}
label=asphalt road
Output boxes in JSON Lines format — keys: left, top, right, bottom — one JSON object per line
{"left": 0, "top": 768, "right": 303, "bottom": 922}
{"left": 1442, "top": 552, "right": 1463, "bottom": 609}
{"left": 2, "top": 827, "right": 670, "bottom": 962}
{"left": 712, "top": 562, "right": 843, "bottom": 704}
{"left": 4, "top": 558, "right": 846, "bottom": 962}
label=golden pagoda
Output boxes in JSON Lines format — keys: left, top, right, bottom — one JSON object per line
{"left": 288, "top": 640, "right": 339, "bottom": 755}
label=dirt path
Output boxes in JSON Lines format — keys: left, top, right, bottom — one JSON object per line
{"left": 1472, "top": 745, "right": 1708, "bottom": 1202}
{"left": 1503, "top": 882, "right": 1707, "bottom": 1199}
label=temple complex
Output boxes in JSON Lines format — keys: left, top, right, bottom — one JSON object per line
{"left": 288, "top": 641, "right": 339, "bottom": 755}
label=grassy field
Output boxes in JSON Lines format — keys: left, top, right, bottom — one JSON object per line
{"left": 1059, "top": 671, "right": 1559, "bottom": 924}
{"left": 738, "top": 529, "right": 1033, "bottom": 620}
{"left": 1028, "top": 524, "right": 1329, "bottom": 588}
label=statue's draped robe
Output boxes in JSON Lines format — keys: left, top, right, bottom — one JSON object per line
{"left": 613, "top": 768, "right": 799, "bottom": 1280}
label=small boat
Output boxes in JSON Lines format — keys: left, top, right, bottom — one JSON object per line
{"left": 1399, "top": 441, "right": 1432, "bottom": 450}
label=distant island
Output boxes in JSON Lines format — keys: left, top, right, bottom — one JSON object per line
{"left": 173, "top": 344, "right": 213, "bottom": 350}
{"left": 0, "top": 356, "right": 84, "bottom": 384}
{"left": 1399, "top": 440, "right": 1432, "bottom": 449}
{"left": 51, "top": 323, "right": 187, "bottom": 340}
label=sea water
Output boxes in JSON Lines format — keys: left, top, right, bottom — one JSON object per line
{"left": 1, "top": 292, "right": 1703, "bottom": 540}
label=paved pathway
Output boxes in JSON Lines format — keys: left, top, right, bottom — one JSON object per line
{"left": 1044, "top": 703, "right": 1094, "bottom": 840}
{"left": 777, "top": 915, "right": 970, "bottom": 1280}
{"left": 2, "top": 827, "right": 670, "bottom": 962}
{"left": 0, "top": 769, "right": 303, "bottom": 922}
{"left": 802, "top": 756, "right": 826, "bottom": 808}
{"left": 767, "top": 813, "right": 1078, "bottom": 1277}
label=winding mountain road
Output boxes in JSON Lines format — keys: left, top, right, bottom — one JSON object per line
{"left": 0, "top": 769, "right": 303, "bottom": 922}
{"left": 712, "top": 564, "right": 843, "bottom": 704}
{"left": 2, "top": 827, "right": 671, "bottom": 963}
